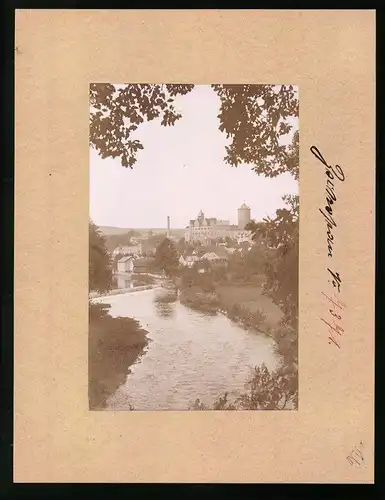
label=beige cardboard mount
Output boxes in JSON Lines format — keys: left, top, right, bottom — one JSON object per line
{"left": 14, "top": 10, "right": 375, "bottom": 483}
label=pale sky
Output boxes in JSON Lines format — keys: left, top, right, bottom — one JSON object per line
{"left": 90, "top": 85, "right": 298, "bottom": 229}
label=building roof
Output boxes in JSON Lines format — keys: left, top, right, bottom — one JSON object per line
{"left": 202, "top": 245, "right": 229, "bottom": 258}
{"left": 133, "top": 258, "right": 155, "bottom": 267}
{"left": 115, "top": 244, "right": 141, "bottom": 251}
{"left": 201, "top": 252, "right": 228, "bottom": 261}
{"left": 188, "top": 215, "right": 218, "bottom": 227}
{"left": 183, "top": 249, "right": 197, "bottom": 258}
{"left": 239, "top": 203, "right": 250, "bottom": 210}
{"left": 117, "top": 256, "right": 133, "bottom": 263}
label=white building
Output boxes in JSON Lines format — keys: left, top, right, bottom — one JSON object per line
{"left": 200, "top": 252, "right": 228, "bottom": 265}
{"left": 112, "top": 244, "right": 142, "bottom": 257}
{"left": 235, "top": 231, "right": 254, "bottom": 244}
{"left": 116, "top": 256, "right": 134, "bottom": 274}
{"left": 184, "top": 205, "right": 253, "bottom": 244}
{"left": 179, "top": 251, "right": 200, "bottom": 268}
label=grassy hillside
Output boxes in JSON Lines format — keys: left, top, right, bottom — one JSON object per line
{"left": 98, "top": 226, "right": 135, "bottom": 236}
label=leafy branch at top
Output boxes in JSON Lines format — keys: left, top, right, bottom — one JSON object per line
{"left": 89, "top": 83, "right": 298, "bottom": 179}
{"left": 89, "top": 83, "right": 194, "bottom": 168}
{"left": 212, "top": 84, "right": 299, "bottom": 179}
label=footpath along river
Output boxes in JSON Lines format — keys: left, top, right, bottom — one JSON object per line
{"left": 95, "top": 287, "right": 281, "bottom": 410}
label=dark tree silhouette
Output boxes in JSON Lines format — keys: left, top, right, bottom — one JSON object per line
{"left": 212, "top": 84, "right": 299, "bottom": 179}
{"left": 90, "top": 83, "right": 194, "bottom": 168}
{"left": 89, "top": 221, "right": 112, "bottom": 293}
{"left": 153, "top": 238, "right": 179, "bottom": 277}
{"left": 89, "top": 83, "right": 298, "bottom": 179}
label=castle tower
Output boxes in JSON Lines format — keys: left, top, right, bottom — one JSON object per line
{"left": 238, "top": 203, "right": 251, "bottom": 229}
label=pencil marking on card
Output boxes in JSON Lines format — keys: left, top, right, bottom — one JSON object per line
{"left": 347, "top": 442, "right": 365, "bottom": 467}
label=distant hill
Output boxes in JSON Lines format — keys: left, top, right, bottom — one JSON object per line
{"left": 98, "top": 226, "right": 137, "bottom": 236}
{"left": 99, "top": 226, "right": 185, "bottom": 236}
{"left": 98, "top": 226, "right": 185, "bottom": 249}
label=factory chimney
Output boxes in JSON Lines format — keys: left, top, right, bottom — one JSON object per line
{"left": 167, "top": 216, "right": 171, "bottom": 238}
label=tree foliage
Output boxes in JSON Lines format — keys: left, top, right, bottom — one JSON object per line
{"left": 90, "top": 83, "right": 194, "bottom": 168}
{"left": 237, "top": 363, "right": 297, "bottom": 410}
{"left": 246, "top": 195, "right": 299, "bottom": 327}
{"left": 90, "top": 83, "right": 298, "bottom": 179}
{"left": 89, "top": 221, "right": 113, "bottom": 293}
{"left": 245, "top": 194, "right": 299, "bottom": 409}
{"left": 104, "top": 230, "right": 141, "bottom": 252}
{"left": 177, "top": 237, "right": 187, "bottom": 253}
{"left": 153, "top": 237, "right": 179, "bottom": 277}
{"left": 212, "top": 84, "right": 299, "bottom": 179}
{"left": 227, "top": 241, "right": 269, "bottom": 283}
{"left": 190, "top": 363, "right": 297, "bottom": 411}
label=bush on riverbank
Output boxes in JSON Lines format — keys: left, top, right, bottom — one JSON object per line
{"left": 89, "top": 302, "right": 150, "bottom": 410}
{"left": 133, "top": 280, "right": 151, "bottom": 287}
{"left": 179, "top": 285, "right": 220, "bottom": 314}
{"left": 271, "top": 321, "right": 298, "bottom": 368}
{"left": 189, "top": 362, "right": 297, "bottom": 411}
{"left": 223, "top": 303, "right": 267, "bottom": 331}
{"left": 154, "top": 291, "right": 178, "bottom": 304}
{"left": 131, "top": 274, "right": 155, "bottom": 285}
{"left": 216, "top": 284, "right": 283, "bottom": 327}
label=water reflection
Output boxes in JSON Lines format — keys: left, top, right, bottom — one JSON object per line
{"left": 153, "top": 290, "right": 177, "bottom": 318}
{"left": 112, "top": 275, "right": 134, "bottom": 290}
{"left": 96, "top": 289, "right": 280, "bottom": 411}
{"left": 155, "top": 302, "right": 174, "bottom": 318}
{"left": 154, "top": 291, "right": 178, "bottom": 304}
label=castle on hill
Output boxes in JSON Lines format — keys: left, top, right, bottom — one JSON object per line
{"left": 184, "top": 203, "right": 253, "bottom": 244}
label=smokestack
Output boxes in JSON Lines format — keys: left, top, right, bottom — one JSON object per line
{"left": 167, "top": 216, "right": 170, "bottom": 238}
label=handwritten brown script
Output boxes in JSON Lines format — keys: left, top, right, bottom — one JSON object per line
{"left": 310, "top": 145, "right": 345, "bottom": 259}
{"left": 311, "top": 145, "right": 347, "bottom": 348}
{"left": 321, "top": 291, "right": 346, "bottom": 349}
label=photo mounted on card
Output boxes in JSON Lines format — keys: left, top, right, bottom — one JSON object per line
{"left": 14, "top": 10, "right": 375, "bottom": 483}
{"left": 89, "top": 83, "right": 299, "bottom": 412}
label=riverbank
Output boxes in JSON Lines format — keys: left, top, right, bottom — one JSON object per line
{"left": 217, "top": 284, "right": 297, "bottom": 375}
{"left": 179, "top": 282, "right": 283, "bottom": 334}
{"left": 89, "top": 283, "right": 161, "bottom": 300}
{"left": 217, "top": 284, "right": 283, "bottom": 331}
{"left": 179, "top": 280, "right": 297, "bottom": 373}
{"left": 179, "top": 286, "right": 220, "bottom": 314}
{"left": 89, "top": 284, "right": 297, "bottom": 411}
{"left": 100, "top": 287, "right": 282, "bottom": 411}
{"left": 88, "top": 302, "right": 150, "bottom": 410}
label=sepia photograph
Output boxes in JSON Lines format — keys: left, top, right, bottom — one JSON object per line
{"left": 89, "top": 83, "right": 299, "bottom": 411}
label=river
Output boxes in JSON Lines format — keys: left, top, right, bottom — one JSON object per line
{"left": 95, "top": 288, "right": 281, "bottom": 410}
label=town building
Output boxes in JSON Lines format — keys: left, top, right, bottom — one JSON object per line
{"left": 112, "top": 244, "right": 142, "bottom": 258}
{"left": 184, "top": 204, "right": 253, "bottom": 244}
{"left": 179, "top": 250, "right": 200, "bottom": 268}
{"left": 200, "top": 251, "right": 228, "bottom": 266}
{"left": 116, "top": 256, "right": 134, "bottom": 274}
{"left": 179, "top": 245, "right": 229, "bottom": 268}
